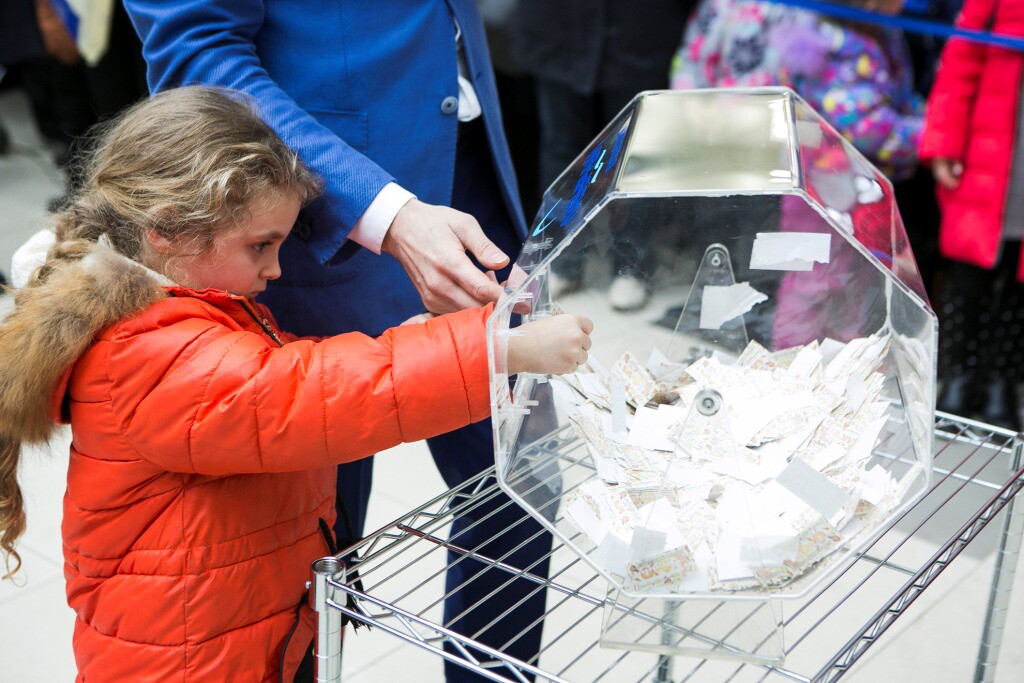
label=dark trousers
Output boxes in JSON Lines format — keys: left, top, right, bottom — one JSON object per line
{"left": 534, "top": 80, "right": 655, "bottom": 278}
{"left": 534, "top": 80, "right": 638, "bottom": 193}
{"left": 334, "top": 118, "right": 551, "bottom": 682}
{"left": 893, "top": 167, "right": 941, "bottom": 297}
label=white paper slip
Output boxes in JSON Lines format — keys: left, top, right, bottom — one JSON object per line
{"left": 818, "top": 337, "right": 847, "bottom": 365}
{"left": 587, "top": 444, "right": 624, "bottom": 485}
{"left": 749, "top": 232, "right": 832, "bottom": 271}
{"left": 776, "top": 458, "right": 852, "bottom": 526}
{"left": 857, "top": 464, "right": 894, "bottom": 506}
{"left": 593, "top": 533, "right": 633, "bottom": 576}
{"left": 716, "top": 530, "right": 755, "bottom": 581}
{"left": 741, "top": 534, "right": 799, "bottom": 567}
{"left": 610, "top": 377, "right": 629, "bottom": 434}
{"left": 628, "top": 405, "right": 684, "bottom": 452}
{"left": 630, "top": 526, "right": 669, "bottom": 561}
{"left": 845, "top": 374, "right": 868, "bottom": 411}
{"left": 576, "top": 373, "right": 610, "bottom": 401}
{"left": 635, "top": 498, "right": 683, "bottom": 540}
{"left": 586, "top": 354, "right": 610, "bottom": 379}
{"left": 707, "top": 457, "right": 788, "bottom": 486}
{"left": 845, "top": 416, "right": 889, "bottom": 467}
{"left": 646, "top": 347, "right": 686, "bottom": 383}
{"left": 664, "top": 460, "right": 717, "bottom": 490}
{"left": 711, "top": 349, "right": 739, "bottom": 366}
{"left": 565, "top": 495, "right": 606, "bottom": 545}
{"left": 727, "top": 394, "right": 794, "bottom": 446}
{"left": 787, "top": 344, "right": 823, "bottom": 378}
{"left": 699, "top": 282, "right": 768, "bottom": 330}
{"left": 550, "top": 378, "right": 586, "bottom": 413}
{"left": 802, "top": 444, "right": 847, "bottom": 473}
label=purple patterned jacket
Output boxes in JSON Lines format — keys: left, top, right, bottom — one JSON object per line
{"left": 671, "top": 0, "right": 924, "bottom": 180}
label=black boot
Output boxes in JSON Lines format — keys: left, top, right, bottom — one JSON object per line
{"left": 974, "top": 247, "right": 1024, "bottom": 431}
{"left": 977, "top": 375, "right": 1021, "bottom": 432}
{"left": 935, "top": 260, "right": 987, "bottom": 420}
{"left": 937, "top": 373, "right": 979, "bottom": 417}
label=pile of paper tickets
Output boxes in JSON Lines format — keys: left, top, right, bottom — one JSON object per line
{"left": 554, "top": 333, "right": 924, "bottom": 594}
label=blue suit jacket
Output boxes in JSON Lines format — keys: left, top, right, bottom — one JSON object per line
{"left": 125, "top": 0, "right": 527, "bottom": 336}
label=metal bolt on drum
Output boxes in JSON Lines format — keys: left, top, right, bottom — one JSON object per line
{"left": 695, "top": 388, "right": 722, "bottom": 416}
{"left": 707, "top": 247, "right": 726, "bottom": 268}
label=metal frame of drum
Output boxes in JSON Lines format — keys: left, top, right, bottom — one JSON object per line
{"left": 308, "top": 413, "right": 1024, "bottom": 683}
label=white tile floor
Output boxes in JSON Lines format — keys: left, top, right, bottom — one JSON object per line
{"left": 2, "top": 87, "right": 1024, "bottom": 682}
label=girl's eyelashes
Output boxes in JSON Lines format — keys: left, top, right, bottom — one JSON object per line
{"left": 253, "top": 241, "right": 273, "bottom": 254}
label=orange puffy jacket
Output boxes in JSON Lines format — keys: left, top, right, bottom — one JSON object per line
{"left": 0, "top": 246, "right": 492, "bottom": 681}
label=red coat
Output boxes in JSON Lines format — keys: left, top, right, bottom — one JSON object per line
{"left": 920, "top": 0, "right": 1024, "bottom": 278}
{"left": 58, "top": 284, "right": 492, "bottom": 681}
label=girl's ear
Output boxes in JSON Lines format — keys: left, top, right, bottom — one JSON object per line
{"left": 145, "top": 228, "right": 176, "bottom": 254}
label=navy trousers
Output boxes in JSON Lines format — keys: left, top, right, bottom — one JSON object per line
{"left": 334, "top": 118, "right": 551, "bottom": 682}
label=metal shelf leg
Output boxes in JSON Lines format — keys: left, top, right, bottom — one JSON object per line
{"left": 975, "top": 437, "right": 1024, "bottom": 683}
{"left": 311, "top": 557, "right": 344, "bottom": 683}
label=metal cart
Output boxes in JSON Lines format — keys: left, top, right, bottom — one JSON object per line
{"left": 309, "top": 413, "right": 1024, "bottom": 682}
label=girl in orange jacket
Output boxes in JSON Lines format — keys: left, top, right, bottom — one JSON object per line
{"left": 0, "top": 86, "right": 593, "bottom": 682}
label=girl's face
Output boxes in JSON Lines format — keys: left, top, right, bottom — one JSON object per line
{"left": 164, "top": 193, "right": 301, "bottom": 299}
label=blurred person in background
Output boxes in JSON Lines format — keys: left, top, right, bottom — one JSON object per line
{"left": 513, "top": 0, "right": 694, "bottom": 311}
{"left": 903, "top": 0, "right": 966, "bottom": 94}
{"left": 0, "top": 0, "right": 48, "bottom": 289}
{"left": 478, "top": 0, "right": 543, "bottom": 217}
{"left": 896, "top": 0, "right": 965, "bottom": 292}
{"left": 671, "top": 0, "right": 924, "bottom": 349}
{"left": 0, "top": 0, "right": 46, "bottom": 158}
{"left": 2, "top": 0, "right": 147, "bottom": 208}
{"left": 672, "top": 0, "right": 923, "bottom": 183}
{"left": 920, "top": 0, "right": 1024, "bottom": 430}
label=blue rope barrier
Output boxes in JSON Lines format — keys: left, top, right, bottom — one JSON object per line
{"left": 768, "top": 0, "right": 1024, "bottom": 51}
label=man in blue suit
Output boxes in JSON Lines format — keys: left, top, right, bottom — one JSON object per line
{"left": 123, "top": 1, "right": 549, "bottom": 680}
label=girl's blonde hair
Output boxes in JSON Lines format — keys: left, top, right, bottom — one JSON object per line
{"left": 0, "top": 86, "right": 321, "bottom": 579}
{"left": 52, "top": 85, "right": 322, "bottom": 262}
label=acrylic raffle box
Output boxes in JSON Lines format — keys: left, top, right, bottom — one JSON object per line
{"left": 486, "top": 88, "right": 936, "bottom": 664}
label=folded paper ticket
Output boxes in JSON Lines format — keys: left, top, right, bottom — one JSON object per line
{"left": 557, "top": 331, "right": 923, "bottom": 594}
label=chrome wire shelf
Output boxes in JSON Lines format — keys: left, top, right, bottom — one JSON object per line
{"left": 310, "top": 413, "right": 1024, "bottom": 683}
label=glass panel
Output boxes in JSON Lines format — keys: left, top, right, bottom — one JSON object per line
{"left": 617, "top": 89, "right": 796, "bottom": 194}
{"left": 488, "top": 88, "right": 937, "bottom": 661}
{"left": 793, "top": 97, "right": 928, "bottom": 301}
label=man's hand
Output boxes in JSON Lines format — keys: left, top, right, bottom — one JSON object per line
{"left": 382, "top": 198, "right": 510, "bottom": 314}
{"left": 931, "top": 158, "right": 963, "bottom": 191}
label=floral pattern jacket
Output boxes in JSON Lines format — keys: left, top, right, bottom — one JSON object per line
{"left": 671, "top": 0, "right": 924, "bottom": 180}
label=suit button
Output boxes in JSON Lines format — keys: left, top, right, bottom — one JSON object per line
{"left": 441, "top": 96, "right": 458, "bottom": 115}
{"left": 293, "top": 218, "right": 312, "bottom": 240}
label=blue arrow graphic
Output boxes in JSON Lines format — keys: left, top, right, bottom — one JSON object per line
{"left": 531, "top": 199, "right": 562, "bottom": 237}
{"left": 590, "top": 149, "right": 606, "bottom": 184}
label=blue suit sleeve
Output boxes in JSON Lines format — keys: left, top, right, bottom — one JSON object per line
{"left": 123, "top": 0, "right": 395, "bottom": 264}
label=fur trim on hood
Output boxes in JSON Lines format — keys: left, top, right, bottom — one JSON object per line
{"left": 0, "top": 241, "right": 167, "bottom": 444}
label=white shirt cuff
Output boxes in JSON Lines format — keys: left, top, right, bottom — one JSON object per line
{"left": 348, "top": 183, "right": 416, "bottom": 254}
{"left": 458, "top": 74, "right": 482, "bottom": 122}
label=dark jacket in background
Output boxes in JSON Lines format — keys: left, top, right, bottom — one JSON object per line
{"left": 0, "top": 0, "right": 45, "bottom": 65}
{"left": 513, "top": 0, "right": 695, "bottom": 94}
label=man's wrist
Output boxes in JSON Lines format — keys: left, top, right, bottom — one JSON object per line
{"left": 349, "top": 183, "right": 416, "bottom": 254}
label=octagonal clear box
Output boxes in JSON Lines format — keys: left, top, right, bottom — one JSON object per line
{"left": 486, "top": 88, "right": 936, "bottom": 663}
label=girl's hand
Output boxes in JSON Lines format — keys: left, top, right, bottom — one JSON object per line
{"left": 931, "top": 158, "right": 963, "bottom": 191}
{"left": 508, "top": 314, "right": 594, "bottom": 376}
